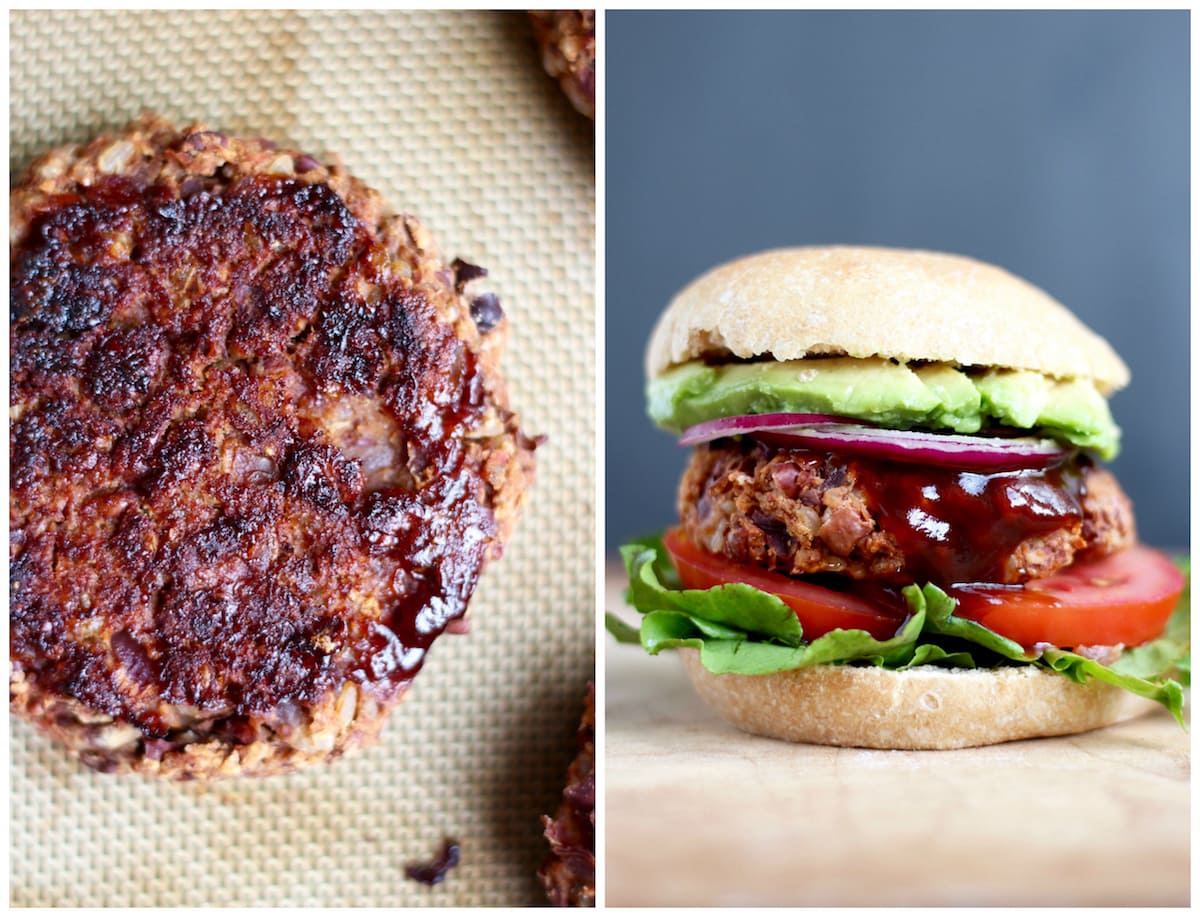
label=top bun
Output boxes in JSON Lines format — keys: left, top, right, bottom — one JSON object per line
{"left": 646, "top": 246, "right": 1130, "bottom": 394}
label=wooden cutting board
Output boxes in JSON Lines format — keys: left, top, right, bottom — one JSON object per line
{"left": 604, "top": 564, "right": 1189, "bottom": 907}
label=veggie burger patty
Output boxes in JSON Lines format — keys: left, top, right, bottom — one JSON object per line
{"left": 10, "top": 115, "right": 536, "bottom": 779}
{"left": 680, "top": 440, "right": 1134, "bottom": 585}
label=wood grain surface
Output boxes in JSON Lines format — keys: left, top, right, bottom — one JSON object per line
{"left": 604, "top": 563, "right": 1190, "bottom": 907}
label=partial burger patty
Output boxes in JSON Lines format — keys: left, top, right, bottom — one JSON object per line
{"left": 530, "top": 10, "right": 596, "bottom": 119}
{"left": 679, "top": 440, "right": 1134, "bottom": 586}
{"left": 539, "top": 684, "right": 595, "bottom": 908}
{"left": 10, "top": 116, "right": 536, "bottom": 779}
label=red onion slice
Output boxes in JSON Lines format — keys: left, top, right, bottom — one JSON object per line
{"left": 676, "top": 412, "right": 852, "bottom": 447}
{"left": 679, "top": 415, "right": 1070, "bottom": 471}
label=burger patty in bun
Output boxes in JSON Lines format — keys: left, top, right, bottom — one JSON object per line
{"left": 679, "top": 441, "right": 1135, "bottom": 585}
{"left": 609, "top": 246, "right": 1187, "bottom": 750}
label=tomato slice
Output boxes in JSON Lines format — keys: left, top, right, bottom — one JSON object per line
{"left": 950, "top": 545, "right": 1184, "bottom": 650}
{"left": 662, "top": 530, "right": 1183, "bottom": 651}
{"left": 662, "top": 529, "right": 908, "bottom": 640}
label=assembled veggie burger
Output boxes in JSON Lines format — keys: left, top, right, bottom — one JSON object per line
{"left": 608, "top": 246, "right": 1188, "bottom": 749}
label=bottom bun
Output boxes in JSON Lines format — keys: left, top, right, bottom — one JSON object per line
{"left": 679, "top": 650, "right": 1160, "bottom": 750}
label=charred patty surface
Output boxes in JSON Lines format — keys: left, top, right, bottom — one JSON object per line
{"left": 10, "top": 116, "right": 535, "bottom": 779}
{"left": 679, "top": 440, "right": 1133, "bottom": 586}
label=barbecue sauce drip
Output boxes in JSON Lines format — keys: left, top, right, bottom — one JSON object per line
{"left": 852, "top": 456, "right": 1087, "bottom": 586}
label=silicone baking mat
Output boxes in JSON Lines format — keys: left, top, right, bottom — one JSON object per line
{"left": 9, "top": 9, "right": 594, "bottom": 907}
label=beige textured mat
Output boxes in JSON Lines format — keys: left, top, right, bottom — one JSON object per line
{"left": 10, "top": 9, "right": 594, "bottom": 908}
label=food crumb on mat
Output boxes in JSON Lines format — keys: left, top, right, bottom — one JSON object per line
{"left": 405, "top": 837, "right": 461, "bottom": 886}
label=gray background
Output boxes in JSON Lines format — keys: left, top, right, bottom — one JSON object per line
{"left": 606, "top": 10, "right": 1189, "bottom": 551}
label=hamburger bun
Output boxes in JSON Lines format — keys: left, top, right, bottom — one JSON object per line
{"left": 678, "top": 650, "right": 1161, "bottom": 750}
{"left": 646, "top": 246, "right": 1130, "bottom": 393}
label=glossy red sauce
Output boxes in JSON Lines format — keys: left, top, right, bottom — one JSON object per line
{"left": 852, "top": 457, "right": 1086, "bottom": 587}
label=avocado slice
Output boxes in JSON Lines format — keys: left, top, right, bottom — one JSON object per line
{"left": 647, "top": 358, "right": 1120, "bottom": 458}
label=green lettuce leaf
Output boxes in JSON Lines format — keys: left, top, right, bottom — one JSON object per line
{"left": 606, "top": 535, "right": 1189, "bottom": 724}
{"left": 1041, "top": 648, "right": 1184, "bottom": 720}
{"left": 623, "top": 538, "right": 802, "bottom": 644}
